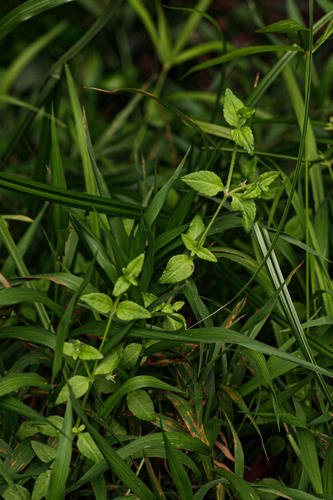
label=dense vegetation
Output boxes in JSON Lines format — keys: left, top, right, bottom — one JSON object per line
{"left": 1, "top": 0, "right": 333, "bottom": 499}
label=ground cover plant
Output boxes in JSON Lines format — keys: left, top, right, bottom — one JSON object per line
{"left": 1, "top": 0, "right": 333, "bottom": 498}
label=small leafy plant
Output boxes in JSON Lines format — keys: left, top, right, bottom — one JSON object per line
{"left": 160, "top": 88, "right": 279, "bottom": 284}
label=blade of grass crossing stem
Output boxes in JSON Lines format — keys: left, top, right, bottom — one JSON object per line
{"left": 46, "top": 400, "right": 73, "bottom": 500}
{"left": 294, "top": 400, "right": 323, "bottom": 495}
{"left": 143, "top": 451, "right": 167, "bottom": 500}
{"left": 70, "top": 395, "right": 156, "bottom": 500}
{"left": 253, "top": 223, "right": 333, "bottom": 407}
{"left": 83, "top": 109, "right": 130, "bottom": 255}
{"left": 51, "top": 106, "right": 69, "bottom": 258}
{"left": 215, "top": 467, "right": 260, "bottom": 500}
{"left": 0, "top": 216, "right": 51, "bottom": 330}
{"left": 65, "top": 65, "right": 100, "bottom": 237}
{"left": 51, "top": 258, "right": 94, "bottom": 383}
{"left": 90, "top": 474, "right": 107, "bottom": 500}
{"left": 1, "top": 203, "right": 48, "bottom": 277}
{"left": 160, "top": 414, "right": 194, "bottom": 500}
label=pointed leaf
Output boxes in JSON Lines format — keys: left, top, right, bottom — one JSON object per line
{"left": 56, "top": 376, "right": 89, "bottom": 405}
{"left": 77, "top": 433, "right": 104, "bottom": 463}
{"left": 32, "top": 470, "right": 51, "bottom": 500}
{"left": 187, "top": 215, "right": 205, "bottom": 241}
{"left": 181, "top": 171, "right": 224, "bottom": 196}
{"left": 80, "top": 293, "right": 113, "bottom": 314}
{"left": 159, "top": 255, "right": 194, "bottom": 284}
{"left": 231, "top": 126, "right": 254, "bottom": 155}
{"left": 116, "top": 301, "right": 151, "bottom": 321}
{"left": 127, "top": 389, "right": 156, "bottom": 421}
{"left": 196, "top": 246, "right": 217, "bottom": 262}
{"left": 223, "top": 88, "right": 244, "bottom": 128}
{"left": 231, "top": 194, "right": 256, "bottom": 233}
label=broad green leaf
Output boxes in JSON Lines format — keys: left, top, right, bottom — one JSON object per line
{"left": 256, "top": 19, "right": 309, "bottom": 33}
{"left": 242, "top": 183, "right": 261, "bottom": 199}
{"left": 94, "top": 345, "right": 123, "bottom": 375}
{"left": 116, "top": 301, "right": 151, "bottom": 321}
{"left": 231, "top": 126, "right": 254, "bottom": 155}
{"left": 223, "top": 88, "right": 244, "bottom": 128}
{"left": 77, "top": 433, "right": 104, "bottom": 463}
{"left": 181, "top": 233, "right": 197, "bottom": 253}
{"left": 67, "top": 342, "right": 103, "bottom": 361}
{"left": 35, "top": 416, "right": 64, "bottom": 438}
{"left": 231, "top": 194, "right": 256, "bottom": 233}
{"left": 32, "top": 470, "right": 51, "bottom": 500}
{"left": 163, "top": 313, "right": 186, "bottom": 331}
{"left": 56, "top": 376, "right": 90, "bottom": 405}
{"left": 112, "top": 276, "right": 130, "bottom": 297}
{"left": 187, "top": 214, "right": 205, "bottom": 241}
{"left": 159, "top": 255, "right": 194, "bottom": 284}
{"left": 80, "top": 293, "right": 113, "bottom": 314}
{"left": 2, "top": 485, "right": 30, "bottom": 500}
{"left": 120, "top": 344, "right": 142, "bottom": 369}
{"left": 127, "top": 389, "right": 156, "bottom": 421}
{"left": 181, "top": 171, "right": 224, "bottom": 196}
{"left": 196, "top": 246, "right": 217, "bottom": 262}
{"left": 125, "top": 253, "right": 145, "bottom": 279}
{"left": 31, "top": 442, "right": 56, "bottom": 463}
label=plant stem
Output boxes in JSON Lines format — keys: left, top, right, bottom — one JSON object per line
{"left": 225, "top": 142, "right": 238, "bottom": 193}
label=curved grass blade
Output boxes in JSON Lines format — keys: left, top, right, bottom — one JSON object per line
{"left": 4, "top": 273, "right": 98, "bottom": 295}
{"left": 0, "top": 372, "right": 48, "bottom": 398}
{"left": 0, "top": 0, "right": 71, "bottom": 41}
{"left": 0, "top": 325, "right": 56, "bottom": 350}
{"left": 0, "top": 288, "right": 64, "bottom": 317}
{"left": 143, "top": 451, "right": 167, "bottom": 500}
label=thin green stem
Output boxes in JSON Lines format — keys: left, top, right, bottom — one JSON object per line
{"left": 225, "top": 142, "right": 238, "bottom": 193}
{"left": 198, "top": 194, "right": 228, "bottom": 247}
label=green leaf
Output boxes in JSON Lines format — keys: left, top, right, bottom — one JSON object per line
{"left": 112, "top": 276, "right": 130, "bottom": 297}
{"left": 56, "top": 376, "right": 90, "bottom": 405}
{"left": 159, "top": 255, "right": 194, "bottom": 284}
{"left": 186, "top": 214, "right": 205, "bottom": 241}
{"left": 120, "top": 344, "right": 142, "bottom": 369}
{"left": 181, "top": 170, "right": 224, "bottom": 196}
{"left": 77, "top": 433, "right": 104, "bottom": 463}
{"left": 256, "top": 172, "right": 280, "bottom": 191}
{"left": 31, "top": 442, "right": 56, "bottom": 463}
{"left": 127, "top": 389, "right": 156, "bottom": 421}
{"left": 223, "top": 88, "right": 244, "bottom": 128}
{"left": 238, "top": 106, "right": 256, "bottom": 121}
{"left": 256, "top": 19, "right": 309, "bottom": 33}
{"left": 94, "top": 345, "right": 123, "bottom": 375}
{"left": 35, "top": 416, "right": 64, "bottom": 438}
{"left": 2, "top": 485, "right": 30, "bottom": 500}
{"left": 32, "top": 470, "right": 51, "bottom": 500}
{"left": 80, "top": 293, "right": 113, "bottom": 314}
{"left": 231, "top": 126, "right": 254, "bottom": 155}
{"left": 242, "top": 182, "right": 262, "bottom": 199}
{"left": 163, "top": 313, "right": 186, "bottom": 331}
{"left": 125, "top": 253, "right": 145, "bottom": 279}
{"left": 196, "top": 246, "right": 217, "bottom": 262}
{"left": 116, "top": 301, "right": 151, "bottom": 321}
{"left": 77, "top": 343, "right": 103, "bottom": 361}
{"left": 231, "top": 194, "right": 256, "bottom": 233}
{"left": 181, "top": 233, "right": 197, "bottom": 253}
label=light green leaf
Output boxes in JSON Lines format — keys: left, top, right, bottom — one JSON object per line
{"left": 196, "top": 246, "right": 217, "bottom": 262}
{"left": 56, "top": 376, "right": 90, "bottom": 405}
{"left": 163, "top": 314, "right": 186, "bottom": 331}
{"left": 77, "top": 432, "right": 103, "bottom": 463}
{"left": 241, "top": 157, "right": 257, "bottom": 178}
{"left": 17, "top": 420, "right": 40, "bottom": 440}
{"left": 112, "top": 276, "right": 130, "bottom": 297}
{"left": 32, "top": 470, "right": 51, "bottom": 500}
{"left": 181, "top": 171, "right": 224, "bottom": 196}
{"left": 80, "top": 293, "right": 113, "bottom": 314}
{"left": 2, "top": 485, "right": 30, "bottom": 500}
{"left": 238, "top": 106, "right": 256, "bottom": 122}
{"left": 223, "top": 88, "right": 244, "bottom": 128}
{"left": 127, "top": 389, "right": 156, "bottom": 421}
{"left": 186, "top": 214, "right": 206, "bottom": 241}
{"left": 231, "top": 126, "right": 254, "bottom": 155}
{"left": 125, "top": 253, "right": 145, "bottom": 279}
{"left": 94, "top": 345, "right": 123, "bottom": 375}
{"left": 143, "top": 292, "right": 159, "bottom": 309}
{"left": 31, "top": 441, "right": 56, "bottom": 463}
{"left": 242, "top": 182, "right": 261, "bottom": 199}
{"left": 77, "top": 344, "right": 103, "bottom": 361}
{"left": 181, "top": 233, "right": 197, "bottom": 253}
{"left": 231, "top": 194, "right": 256, "bottom": 233}
{"left": 35, "top": 416, "right": 64, "bottom": 438}
{"left": 160, "top": 255, "right": 194, "bottom": 284}
{"left": 257, "top": 172, "right": 280, "bottom": 191}
{"left": 120, "top": 344, "right": 142, "bottom": 369}
{"left": 116, "top": 301, "right": 151, "bottom": 321}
